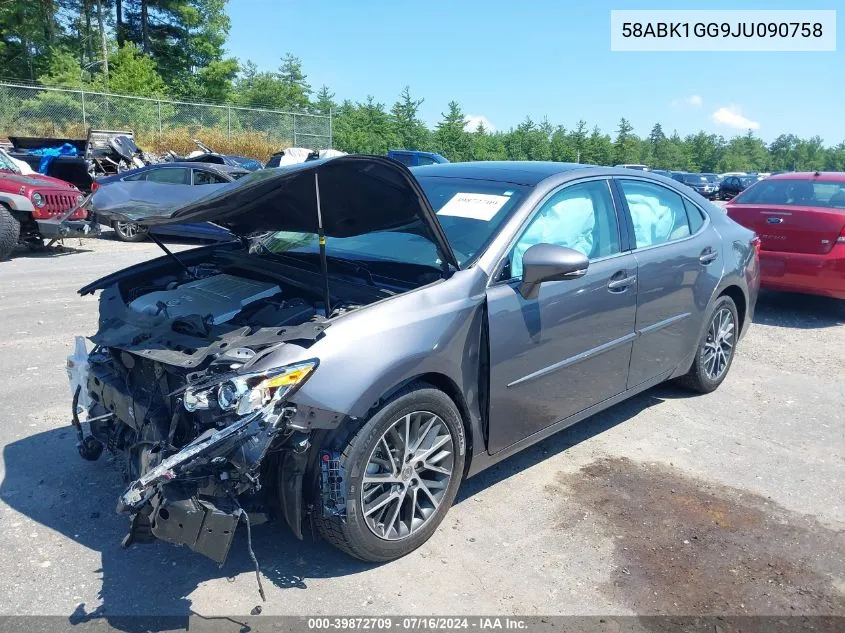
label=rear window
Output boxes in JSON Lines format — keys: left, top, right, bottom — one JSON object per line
{"left": 734, "top": 179, "right": 845, "bottom": 208}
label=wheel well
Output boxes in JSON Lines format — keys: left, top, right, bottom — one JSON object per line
{"left": 719, "top": 285, "right": 747, "bottom": 331}
{"left": 379, "top": 372, "right": 475, "bottom": 476}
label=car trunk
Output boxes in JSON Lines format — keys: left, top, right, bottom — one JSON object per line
{"left": 727, "top": 204, "right": 845, "bottom": 255}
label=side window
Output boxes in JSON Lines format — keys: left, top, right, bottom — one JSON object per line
{"left": 417, "top": 155, "right": 437, "bottom": 166}
{"left": 193, "top": 169, "right": 227, "bottom": 185}
{"left": 144, "top": 168, "right": 189, "bottom": 184}
{"left": 391, "top": 153, "right": 415, "bottom": 167}
{"left": 683, "top": 198, "right": 705, "bottom": 233}
{"left": 509, "top": 180, "right": 620, "bottom": 279}
{"left": 619, "top": 180, "right": 691, "bottom": 249}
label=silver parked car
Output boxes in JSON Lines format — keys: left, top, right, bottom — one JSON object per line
{"left": 69, "top": 157, "right": 760, "bottom": 567}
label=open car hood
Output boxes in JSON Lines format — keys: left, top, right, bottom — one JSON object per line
{"left": 93, "top": 155, "right": 459, "bottom": 269}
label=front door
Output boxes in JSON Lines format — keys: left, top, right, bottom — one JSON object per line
{"left": 615, "top": 178, "right": 722, "bottom": 387}
{"left": 486, "top": 178, "right": 638, "bottom": 454}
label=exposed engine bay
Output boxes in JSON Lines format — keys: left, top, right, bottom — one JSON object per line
{"left": 68, "top": 249, "right": 384, "bottom": 573}
{"left": 65, "top": 155, "right": 465, "bottom": 598}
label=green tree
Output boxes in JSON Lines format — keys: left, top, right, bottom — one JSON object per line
{"left": 332, "top": 97, "right": 397, "bottom": 154}
{"left": 104, "top": 42, "right": 167, "bottom": 96}
{"left": 550, "top": 125, "right": 575, "bottom": 162}
{"left": 313, "top": 85, "right": 336, "bottom": 116}
{"left": 586, "top": 126, "right": 614, "bottom": 165}
{"left": 278, "top": 53, "right": 311, "bottom": 110}
{"left": 434, "top": 101, "right": 471, "bottom": 161}
{"left": 390, "top": 86, "right": 429, "bottom": 150}
{"left": 470, "top": 123, "right": 507, "bottom": 161}
{"left": 0, "top": 0, "right": 61, "bottom": 81}
{"left": 613, "top": 117, "right": 640, "bottom": 165}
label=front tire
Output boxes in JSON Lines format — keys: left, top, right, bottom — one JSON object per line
{"left": 0, "top": 205, "right": 20, "bottom": 260}
{"left": 678, "top": 295, "right": 739, "bottom": 393}
{"left": 315, "top": 385, "right": 466, "bottom": 562}
{"left": 113, "top": 221, "right": 149, "bottom": 242}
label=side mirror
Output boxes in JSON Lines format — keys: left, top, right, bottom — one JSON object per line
{"left": 518, "top": 243, "right": 589, "bottom": 300}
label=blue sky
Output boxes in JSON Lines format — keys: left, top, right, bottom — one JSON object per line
{"left": 226, "top": 0, "right": 842, "bottom": 143}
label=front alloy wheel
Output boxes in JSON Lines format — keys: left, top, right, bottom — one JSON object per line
{"left": 314, "top": 385, "right": 465, "bottom": 562}
{"left": 361, "top": 411, "right": 455, "bottom": 541}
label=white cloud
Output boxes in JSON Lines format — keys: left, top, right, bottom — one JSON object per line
{"left": 670, "top": 95, "right": 703, "bottom": 108}
{"left": 464, "top": 114, "right": 496, "bottom": 132}
{"left": 712, "top": 106, "right": 760, "bottom": 130}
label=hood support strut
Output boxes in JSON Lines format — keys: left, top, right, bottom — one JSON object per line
{"left": 148, "top": 232, "right": 194, "bottom": 279}
{"left": 314, "top": 172, "right": 332, "bottom": 315}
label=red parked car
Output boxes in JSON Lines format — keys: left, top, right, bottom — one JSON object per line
{"left": 726, "top": 172, "right": 845, "bottom": 300}
{"left": 0, "top": 147, "right": 97, "bottom": 260}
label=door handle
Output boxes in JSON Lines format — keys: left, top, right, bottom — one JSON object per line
{"left": 699, "top": 248, "right": 719, "bottom": 265}
{"left": 608, "top": 274, "right": 637, "bottom": 291}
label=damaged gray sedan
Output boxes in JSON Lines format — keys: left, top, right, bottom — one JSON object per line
{"left": 67, "top": 156, "right": 759, "bottom": 568}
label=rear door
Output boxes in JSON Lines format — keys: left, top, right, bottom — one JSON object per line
{"left": 615, "top": 178, "right": 722, "bottom": 387}
{"left": 727, "top": 179, "right": 845, "bottom": 255}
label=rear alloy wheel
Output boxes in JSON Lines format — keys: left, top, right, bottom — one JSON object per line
{"left": 679, "top": 295, "right": 739, "bottom": 393}
{"left": 113, "top": 221, "right": 149, "bottom": 242}
{"left": 314, "top": 386, "right": 465, "bottom": 562}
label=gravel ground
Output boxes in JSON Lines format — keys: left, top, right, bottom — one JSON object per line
{"left": 0, "top": 234, "right": 843, "bottom": 620}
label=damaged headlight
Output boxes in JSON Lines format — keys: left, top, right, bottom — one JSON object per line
{"left": 183, "top": 360, "right": 318, "bottom": 416}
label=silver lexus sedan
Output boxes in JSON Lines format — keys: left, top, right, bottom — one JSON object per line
{"left": 70, "top": 157, "right": 760, "bottom": 567}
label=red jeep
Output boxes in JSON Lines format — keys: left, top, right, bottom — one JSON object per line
{"left": 0, "top": 148, "right": 98, "bottom": 260}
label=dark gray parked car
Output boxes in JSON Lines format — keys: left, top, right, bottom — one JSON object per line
{"left": 69, "top": 157, "right": 760, "bottom": 569}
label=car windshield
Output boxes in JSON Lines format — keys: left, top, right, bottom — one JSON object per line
{"left": 0, "top": 148, "right": 21, "bottom": 173}
{"left": 734, "top": 178, "right": 845, "bottom": 208}
{"left": 702, "top": 174, "right": 718, "bottom": 182}
{"left": 683, "top": 174, "right": 706, "bottom": 183}
{"left": 257, "top": 177, "right": 530, "bottom": 269}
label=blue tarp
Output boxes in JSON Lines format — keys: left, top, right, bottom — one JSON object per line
{"left": 28, "top": 143, "right": 79, "bottom": 174}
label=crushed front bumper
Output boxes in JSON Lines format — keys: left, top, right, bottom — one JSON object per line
{"left": 36, "top": 218, "right": 100, "bottom": 239}
{"left": 146, "top": 485, "right": 241, "bottom": 563}
{"left": 114, "top": 397, "right": 290, "bottom": 562}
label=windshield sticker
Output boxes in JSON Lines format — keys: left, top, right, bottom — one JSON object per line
{"left": 437, "top": 193, "right": 510, "bottom": 221}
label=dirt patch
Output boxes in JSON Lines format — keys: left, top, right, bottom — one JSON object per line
{"left": 554, "top": 457, "right": 845, "bottom": 615}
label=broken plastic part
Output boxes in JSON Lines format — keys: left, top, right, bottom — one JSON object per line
{"left": 319, "top": 449, "right": 347, "bottom": 518}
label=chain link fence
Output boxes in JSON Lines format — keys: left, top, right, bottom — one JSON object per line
{"left": 0, "top": 82, "right": 332, "bottom": 152}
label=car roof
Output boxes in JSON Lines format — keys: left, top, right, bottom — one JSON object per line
{"left": 411, "top": 161, "right": 592, "bottom": 185}
{"left": 767, "top": 171, "right": 845, "bottom": 182}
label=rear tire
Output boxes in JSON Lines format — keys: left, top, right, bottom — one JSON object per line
{"left": 0, "top": 205, "right": 21, "bottom": 261}
{"left": 113, "top": 221, "right": 149, "bottom": 242}
{"left": 314, "top": 385, "right": 466, "bottom": 562}
{"left": 678, "top": 295, "right": 739, "bottom": 394}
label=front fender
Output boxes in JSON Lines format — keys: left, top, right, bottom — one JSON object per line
{"left": 0, "top": 191, "right": 34, "bottom": 213}
{"left": 284, "top": 269, "right": 489, "bottom": 427}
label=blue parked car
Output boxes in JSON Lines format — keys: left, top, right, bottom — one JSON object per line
{"left": 387, "top": 150, "right": 449, "bottom": 167}
{"left": 92, "top": 162, "right": 249, "bottom": 242}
